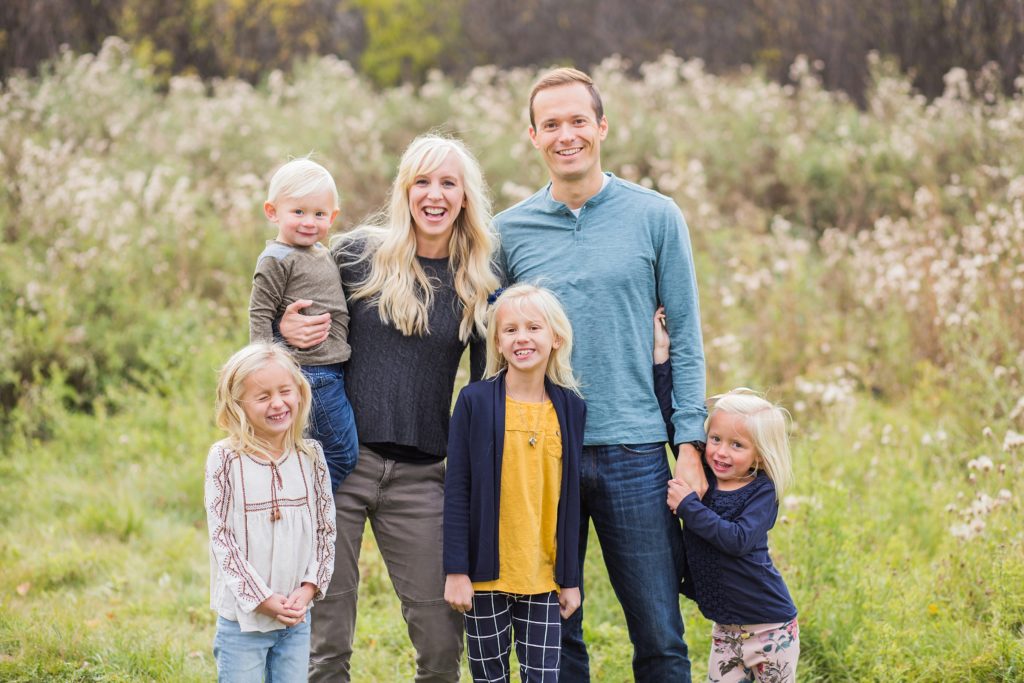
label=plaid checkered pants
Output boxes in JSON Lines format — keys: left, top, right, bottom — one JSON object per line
{"left": 464, "top": 591, "right": 561, "bottom": 682}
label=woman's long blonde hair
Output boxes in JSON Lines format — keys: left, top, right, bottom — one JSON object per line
{"left": 337, "top": 135, "right": 498, "bottom": 341}
{"left": 215, "top": 343, "right": 316, "bottom": 462}
{"left": 705, "top": 388, "right": 794, "bottom": 500}
{"left": 484, "top": 284, "right": 580, "bottom": 394}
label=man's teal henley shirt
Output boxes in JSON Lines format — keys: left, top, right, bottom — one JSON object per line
{"left": 495, "top": 173, "right": 707, "bottom": 446}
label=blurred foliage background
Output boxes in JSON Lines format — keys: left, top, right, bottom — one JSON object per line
{"left": 3, "top": 0, "right": 1024, "bottom": 98}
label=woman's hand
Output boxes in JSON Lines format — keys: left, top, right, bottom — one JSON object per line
{"left": 279, "top": 299, "right": 331, "bottom": 349}
{"left": 444, "top": 574, "right": 474, "bottom": 614}
{"left": 559, "top": 587, "right": 581, "bottom": 619}
{"left": 667, "top": 477, "right": 694, "bottom": 514}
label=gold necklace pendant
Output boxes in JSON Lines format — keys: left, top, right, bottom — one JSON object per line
{"left": 510, "top": 391, "right": 544, "bottom": 448}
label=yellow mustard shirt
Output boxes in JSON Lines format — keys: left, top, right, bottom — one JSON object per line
{"left": 473, "top": 396, "right": 563, "bottom": 595}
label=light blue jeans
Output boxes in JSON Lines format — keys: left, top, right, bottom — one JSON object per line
{"left": 560, "top": 443, "right": 691, "bottom": 682}
{"left": 213, "top": 615, "right": 310, "bottom": 682}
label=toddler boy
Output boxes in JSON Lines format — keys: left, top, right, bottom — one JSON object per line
{"left": 249, "top": 157, "right": 357, "bottom": 490}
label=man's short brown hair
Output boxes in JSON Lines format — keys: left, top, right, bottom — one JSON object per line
{"left": 528, "top": 67, "right": 604, "bottom": 129}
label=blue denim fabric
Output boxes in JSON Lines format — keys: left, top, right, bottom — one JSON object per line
{"left": 213, "top": 615, "right": 310, "bottom": 682}
{"left": 560, "top": 443, "right": 690, "bottom": 683}
{"left": 302, "top": 363, "right": 359, "bottom": 491}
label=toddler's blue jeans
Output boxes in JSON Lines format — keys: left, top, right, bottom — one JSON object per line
{"left": 302, "top": 363, "right": 359, "bottom": 491}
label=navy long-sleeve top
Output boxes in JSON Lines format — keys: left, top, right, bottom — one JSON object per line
{"left": 655, "top": 360, "right": 796, "bottom": 625}
{"left": 443, "top": 371, "right": 585, "bottom": 588}
{"left": 677, "top": 472, "right": 797, "bottom": 625}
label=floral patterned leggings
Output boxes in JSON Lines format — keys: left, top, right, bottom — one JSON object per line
{"left": 706, "top": 619, "right": 799, "bottom": 683}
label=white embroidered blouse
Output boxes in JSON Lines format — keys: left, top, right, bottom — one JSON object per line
{"left": 205, "top": 439, "right": 337, "bottom": 632}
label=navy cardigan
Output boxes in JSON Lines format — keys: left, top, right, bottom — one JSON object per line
{"left": 443, "top": 371, "right": 585, "bottom": 588}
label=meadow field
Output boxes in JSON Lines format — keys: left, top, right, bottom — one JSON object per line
{"left": 1, "top": 39, "right": 1022, "bottom": 681}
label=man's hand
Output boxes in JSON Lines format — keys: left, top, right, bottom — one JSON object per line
{"left": 279, "top": 299, "right": 331, "bottom": 349}
{"left": 674, "top": 442, "right": 708, "bottom": 499}
{"left": 444, "top": 574, "right": 474, "bottom": 614}
{"left": 558, "top": 587, "right": 581, "bottom": 619}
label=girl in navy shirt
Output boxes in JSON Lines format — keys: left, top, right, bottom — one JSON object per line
{"left": 656, "top": 312, "right": 799, "bottom": 683}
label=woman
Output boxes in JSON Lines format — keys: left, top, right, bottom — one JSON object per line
{"left": 281, "top": 135, "right": 499, "bottom": 682}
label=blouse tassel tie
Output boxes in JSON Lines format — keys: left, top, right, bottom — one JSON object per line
{"left": 269, "top": 460, "right": 283, "bottom": 522}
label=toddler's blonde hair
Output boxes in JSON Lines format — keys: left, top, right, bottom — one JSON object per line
{"left": 267, "top": 156, "right": 339, "bottom": 207}
{"left": 215, "top": 343, "right": 316, "bottom": 462}
{"left": 705, "top": 388, "right": 793, "bottom": 500}
{"left": 484, "top": 283, "right": 579, "bottom": 393}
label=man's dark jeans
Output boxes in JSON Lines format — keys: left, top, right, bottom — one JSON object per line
{"left": 560, "top": 442, "right": 691, "bottom": 682}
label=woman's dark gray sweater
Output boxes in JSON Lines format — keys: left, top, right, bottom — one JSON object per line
{"left": 335, "top": 243, "right": 484, "bottom": 464}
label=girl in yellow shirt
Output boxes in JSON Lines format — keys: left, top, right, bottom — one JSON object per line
{"left": 444, "top": 284, "right": 587, "bottom": 682}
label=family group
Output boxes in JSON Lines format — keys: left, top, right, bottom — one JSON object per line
{"left": 204, "top": 67, "right": 799, "bottom": 683}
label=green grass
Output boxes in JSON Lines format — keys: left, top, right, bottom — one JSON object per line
{"left": 1, "top": 350, "right": 1021, "bottom": 680}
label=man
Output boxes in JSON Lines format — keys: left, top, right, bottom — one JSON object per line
{"left": 494, "top": 67, "right": 708, "bottom": 682}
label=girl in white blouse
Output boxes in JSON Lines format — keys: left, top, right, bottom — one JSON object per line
{"left": 205, "top": 343, "right": 336, "bottom": 681}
